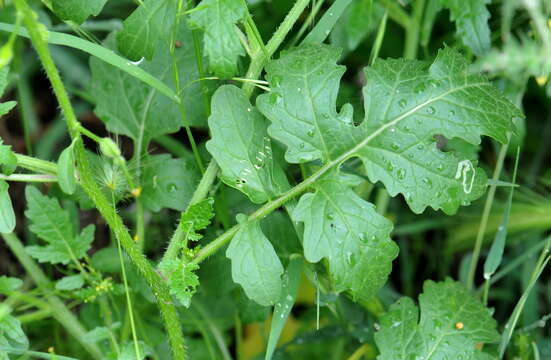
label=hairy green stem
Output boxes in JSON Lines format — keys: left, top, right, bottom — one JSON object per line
{"left": 13, "top": 0, "right": 187, "bottom": 357}
{"left": 0, "top": 173, "right": 57, "bottom": 182}
{"left": 242, "top": 0, "right": 311, "bottom": 97}
{"left": 466, "top": 138, "right": 510, "bottom": 291}
{"left": 1, "top": 232, "right": 103, "bottom": 359}
{"left": 15, "top": 153, "right": 57, "bottom": 175}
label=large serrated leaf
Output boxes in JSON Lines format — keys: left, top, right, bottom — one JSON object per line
{"left": 374, "top": 279, "right": 500, "bottom": 359}
{"left": 257, "top": 44, "right": 521, "bottom": 214}
{"left": 293, "top": 171, "right": 398, "bottom": 301}
{"left": 226, "top": 217, "right": 284, "bottom": 306}
{"left": 52, "top": 0, "right": 108, "bottom": 24}
{"left": 441, "top": 0, "right": 491, "bottom": 56}
{"left": 24, "top": 187, "right": 93, "bottom": 265}
{"left": 117, "top": 0, "right": 177, "bottom": 61}
{"left": 189, "top": 0, "right": 246, "bottom": 78}
{"left": 207, "top": 85, "right": 289, "bottom": 203}
{"left": 91, "top": 21, "right": 207, "bottom": 146}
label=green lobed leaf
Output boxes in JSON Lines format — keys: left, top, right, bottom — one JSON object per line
{"left": 0, "top": 180, "right": 15, "bottom": 233}
{"left": 0, "top": 306, "right": 28, "bottom": 359}
{"left": 0, "top": 67, "right": 16, "bottom": 117}
{"left": 0, "top": 276, "right": 22, "bottom": 294}
{"left": 116, "top": 0, "right": 177, "bottom": 61}
{"left": 91, "top": 21, "right": 207, "bottom": 147}
{"left": 293, "top": 171, "right": 398, "bottom": 301}
{"left": 207, "top": 85, "right": 289, "bottom": 203}
{"left": 159, "top": 259, "right": 199, "bottom": 307}
{"left": 330, "top": 0, "right": 376, "bottom": 52}
{"left": 57, "top": 141, "right": 77, "bottom": 195}
{"left": 0, "top": 139, "right": 17, "bottom": 175}
{"left": 226, "top": 216, "right": 284, "bottom": 306}
{"left": 189, "top": 0, "right": 246, "bottom": 78}
{"left": 51, "top": 0, "right": 108, "bottom": 24}
{"left": 140, "top": 154, "right": 201, "bottom": 212}
{"left": 440, "top": 0, "right": 491, "bottom": 56}
{"left": 24, "top": 187, "right": 93, "bottom": 265}
{"left": 257, "top": 44, "right": 521, "bottom": 214}
{"left": 374, "top": 279, "right": 500, "bottom": 359}
{"left": 179, "top": 198, "right": 214, "bottom": 242}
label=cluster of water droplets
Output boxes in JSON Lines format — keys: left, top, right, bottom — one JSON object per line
{"left": 235, "top": 136, "right": 273, "bottom": 189}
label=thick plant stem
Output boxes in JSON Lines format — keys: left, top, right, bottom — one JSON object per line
{"left": 15, "top": 153, "right": 57, "bottom": 175}
{"left": 13, "top": 1, "right": 187, "bottom": 358}
{"left": 1, "top": 232, "right": 103, "bottom": 360}
{"left": 161, "top": 160, "right": 219, "bottom": 264}
{"left": 242, "top": 0, "right": 311, "bottom": 97}
{"left": 466, "top": 139, "right": 510, "bottom": 291}
{"left": 403, "top": 0, "right": 424, "bottom": 60}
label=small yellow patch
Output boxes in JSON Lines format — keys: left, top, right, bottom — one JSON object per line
{"left": 455, "top": 322, "right": 464, "bottom": 330}
{"left": 536, "top": 76, "right": 548, "bottom": 87}
{"left": 131, "top": 187, "right": 142, "bottom": 198}
{"left": 133, "top": 234, "right": 140, "bottom": 242}
{"left": 48, "top": 347, "right": 55, "bottom": 353}
{"left": 548, "top": 19, "right": 551, "bottom": 29}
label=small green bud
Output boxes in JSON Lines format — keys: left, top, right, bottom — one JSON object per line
{"left": 99, "top": 137, "right": 121, "bottom": 159}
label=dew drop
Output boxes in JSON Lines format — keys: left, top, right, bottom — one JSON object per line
{"left": 386, "top": 162, "right": 394, "bottom": 171}
{"left": 436, "top": 164, "right": 444, "bottom": 171}
{"left": 397, "top": 168, "right": 406, "bottom": 180}
{"left": 247, "top": 107, "right": 252, "bottom": 112}
{"left": 422, "top": 177, "right": 432, "bottom": 188}
{"left": 390, "top": 127, "right": 396, "bottom": 133}
{"left": 426, "top": 106, "right": 436, "bottom": 115}
{"left": 414, "top": 82, "right": 426, "bottom": 94}
{"left": 299, "top": 142, "right": 305, "bottom": 149}
{"left": 167, "top": 183, "right": 178, "bottom": 192}
{"left": 327, "top": 213, "right": 334, "bottom": 220}
{"left": 403, "top": 125, "right": 411, "bottom": 132}
{"left": 307, "top": 129, "right": 315, "bottom": 137}
{"left": 272, "top": 76, "right": 282, "bottom": 87}
{"left": 398, "top": 99, "right": 407, "bottom": 108}
{"left": 449, "top": 110, "right": 456, "bottom": 116}
{"left": 391, "top": 143, "right": 400, "bottom": 150}
{"left": 417, "top": 144, "right": 424, "bottom": 150}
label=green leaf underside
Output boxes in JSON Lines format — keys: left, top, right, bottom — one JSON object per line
{"left": 57, "top": 142, "right": 77, "bottom": 195}
{"left": 207, "top": 85, "right": 289, "bottom": 203}
{"left": 441, "top": 0, "right": 491, "bottom": 56}
{"left": 0, "top": 180, "right": 15, "bottom": 233}
{"left": 117, "top": 0, "right": 177, "bottom": 61}
{"left": 0, "top": 276, "right": 22, "bottom": 294}
{"left": 24, "top": 187, "right": 93, "bottom": 265}
{"left": 226, "top": 218, "right": 284, "bottom": 306}
{"left": 189, "top": 0, "right": 246, "bottom": 78}
{"left": 52, "top": 0, "right": 108, "bottom": 24}
{"left": 374, "top": 279, "right": 500, "bottom": 359}
{"left": 257, "top": 44, "right": 520, "bottom": 214}
{"left": 56, "top": 274, "right": 85, "bottom": 290}
{"left": 140, "top": 154, "right": 201, "bottom": 212}
{"left": 91, "top": 21, "right": 207, "bottom": 148}
{"left": 294, "top": 172, "right": 398, "bottom": 301}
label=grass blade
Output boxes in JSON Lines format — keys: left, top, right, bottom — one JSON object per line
{"left": 302, "top": 0, "right": 354, "bottom": 44}
{"left": 265, "top": 257, "right": 303, "bottom": 360}
{"left": 0, "top": 22, "right": 180, "bottom": 104}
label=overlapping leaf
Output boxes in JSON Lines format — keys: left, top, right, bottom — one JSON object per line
{"left": 441, "top": 0, "right": 491, "bottom": 55}
{"left": 189, "top": 0, "right": 246, "bottom": 78}
{"left": 117, "top": 0, "right": 177, "bottom": 61}
{"left": 374, "top": 279, "right": 500, "bottom": 359}
{"left": 226, "top": 216, "right": 284, "bottom": 306}
{"left": 140, "top": 154, "right": 201, "bottom": 212}
{"left": 0, "top": 278, "right": 27, "bottom": 359}
{"left": 0, "top": 67, "right": 16, "bottom": 117}
{"left": 293, "top": 172, "right": 398, "bottom": 302}
{"left": 257, "top": 44, "right": 520, "bottom": 214}
{"left": 0, "top": 180, "right": 15, "bottom": 233}
{"left": 207, "top": 85, "right": 289, "bottom": 203}
{"left": 52, "top": 0, "right": 108, "bottom": 24}
{"left": 24, "top": 187, "right": 93, "bottom": 265}
{"left": 91, "top": 21, "right": 207, "bottom": 147}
